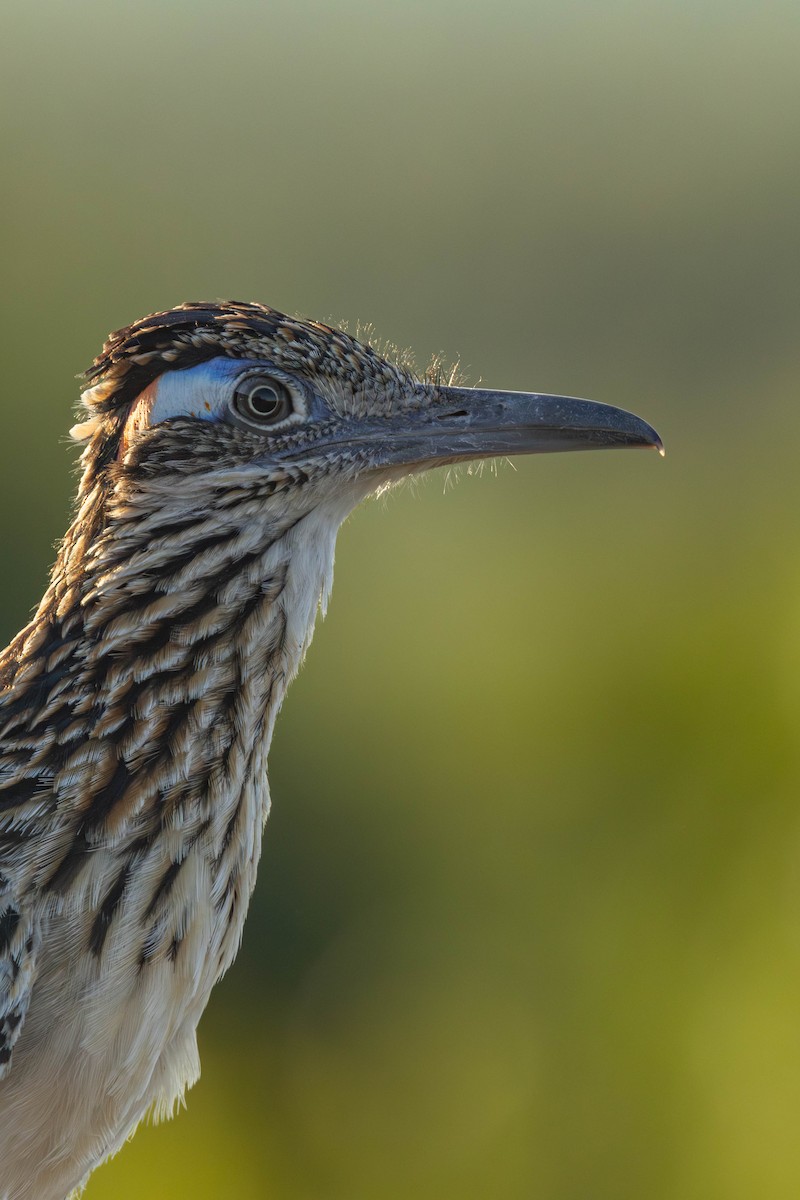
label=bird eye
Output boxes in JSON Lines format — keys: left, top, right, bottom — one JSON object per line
{"left": 232, "top": 377, "right": 295, "bottom": 428}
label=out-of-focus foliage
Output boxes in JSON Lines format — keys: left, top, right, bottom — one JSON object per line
{"left": 2, "top": 2, "right": 800, "bottom": 1196}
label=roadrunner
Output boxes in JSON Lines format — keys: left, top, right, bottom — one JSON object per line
{"left": 0, "top": 302, "right": 661, "bottom": 1199}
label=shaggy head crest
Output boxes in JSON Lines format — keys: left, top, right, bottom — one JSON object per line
{"left": 70, "top": 301, "right": 415, "bottom": 447}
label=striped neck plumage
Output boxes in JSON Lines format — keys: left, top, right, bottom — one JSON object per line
{"left": 0, "top": 463, "right": 348, "bottom": 882}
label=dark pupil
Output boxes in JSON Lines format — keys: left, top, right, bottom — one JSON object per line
{"left": 248, "top": 386, "right": 281, "bottom": 417}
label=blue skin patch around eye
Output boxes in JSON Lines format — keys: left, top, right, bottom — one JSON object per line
{"left": 149, "top": 358, "right": 289, "bottom": 425}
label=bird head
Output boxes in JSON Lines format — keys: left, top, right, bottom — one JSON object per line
{"left": 70, "top": 300, "right": 661, "bottom": 545}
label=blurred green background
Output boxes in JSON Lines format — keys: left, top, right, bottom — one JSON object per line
{"left": 3, "top": 1, "right": 800, "bottom": 1197}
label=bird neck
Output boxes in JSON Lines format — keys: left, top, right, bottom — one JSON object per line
{"left": 0, "top": 469, "right": 349, "bottom": 864}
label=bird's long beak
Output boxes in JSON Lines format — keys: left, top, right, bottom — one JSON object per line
{"left": 332, "top": 387, "right": 663, "bottom": 473}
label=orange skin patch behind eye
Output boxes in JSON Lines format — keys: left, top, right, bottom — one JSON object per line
{"left": 120, "top": 379, "right": 159, "bottom": 459}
